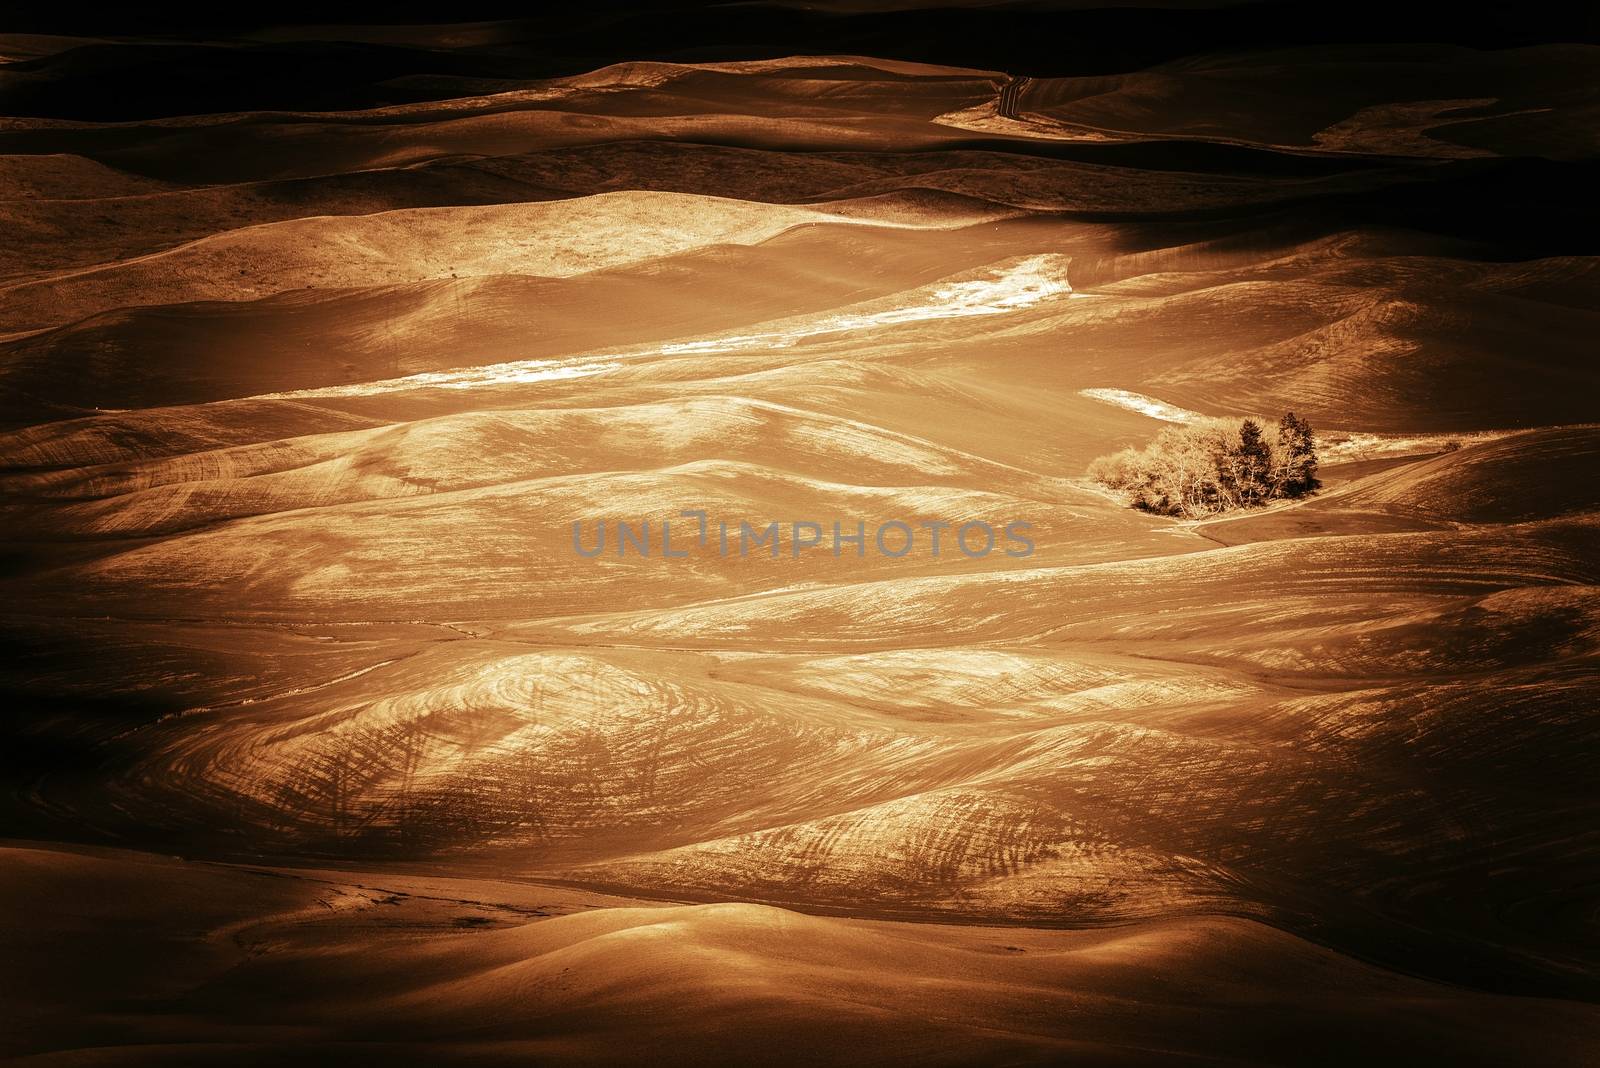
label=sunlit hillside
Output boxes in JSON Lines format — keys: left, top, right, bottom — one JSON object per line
{"left": 2, "top": 7, "right": 1598, "bottom": 1065}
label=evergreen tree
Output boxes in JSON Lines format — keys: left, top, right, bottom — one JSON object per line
{"left": 1235, "top": 418, "right": 1272, "bottom": 505}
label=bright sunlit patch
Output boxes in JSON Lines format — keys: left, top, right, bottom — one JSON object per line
{"left": 1079, "top": 388, "right": 1205, "bottom": 424}
{"left": 250, "top": 258, "right": 1075, "bottom": 397}
{"left": 660, "top": 254, "right": 1074, "bottom": 355}
{"left": 1320, "top": 428, "right": 1512, "bottom": 461}
{"left": 252, "top": 359, "right": 621, "bottom": 399}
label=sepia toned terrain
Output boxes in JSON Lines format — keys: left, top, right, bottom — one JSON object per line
{"left": 2, "top": 4, "right": 1598, "bottom": 1064}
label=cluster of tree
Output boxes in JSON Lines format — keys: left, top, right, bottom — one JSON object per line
{"left": 1088, "top": 412, "right": 1319, "bottom": 519}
